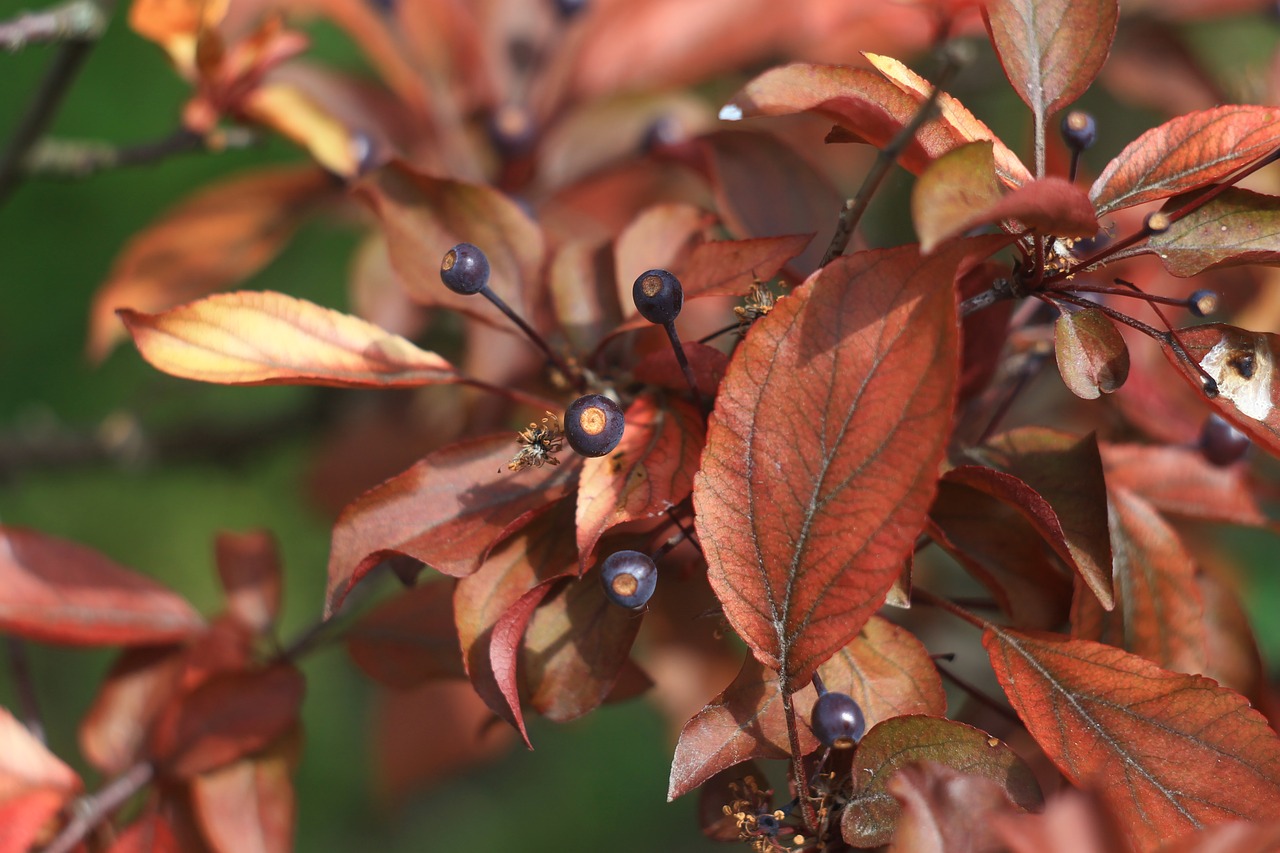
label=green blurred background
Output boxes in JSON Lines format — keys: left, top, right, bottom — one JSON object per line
{"left": 1, "top": 5, "right": 1278, "bottom": 852}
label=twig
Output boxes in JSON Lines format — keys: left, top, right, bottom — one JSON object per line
{"left": 0, "top": 0, "right": 113, "bottom": 205}
{"left": 22, "top": 128, "right": 215, "bottom": 177}
{"left": 6, "top": 638, "right": 44, "bottom": 743}
{"left": 959, "top": 278, "right": 1015, "bottom": 318}
{"left": 780, "top": 689, "right": 820, "bottom": 833}
{"left": 820, "top": 47, "right": 964, "bottom": 267}
{"left": 0, "top": 0, "right": 106, "bottom": 51}
{"left": 42, "top": 761, "right": 153, "bottom": 853}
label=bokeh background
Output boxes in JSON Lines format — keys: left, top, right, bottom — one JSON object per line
{"left": 2, "top": 3, "right": 1280, "bottom": 852}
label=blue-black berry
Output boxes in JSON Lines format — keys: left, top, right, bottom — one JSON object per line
{"left": 565, "top": 394, "right": 625, "bottom": 457}
{"left": 1188, "top": 289, "right": 1219, "bottom": 318}
{"left": 633, "top": 269, "right": 684, "bottom": 326}
{"left": 440, "top": 243, "right": 490, "bottom": 295}
{"left": 1060, "top": 110, "right": 1097, "bottom": 151}
{"left": 1200, "top": 413, "right": 1251, "bottom": 467}
{"left": 811, "top": 690, "right": 865, "bottom": 748}
{"left": 553, "top": 0, "right": 588, "bottom": 19}
{"left": 600, "top": 550, "right": 657, "bottom": 610}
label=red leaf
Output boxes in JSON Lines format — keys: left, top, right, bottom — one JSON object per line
{"left": 325, "top": 434, "right": 580, "bottom": 616}
{"left": 1055, "top": 307, "right": 1130, "bottom": 399}
{"left": 1161, "top": 324, "right": 1280, "bottom": 458}
{"left": 886, "top": 761, "right": 1024, "bottom": 853}
{"left": 0, "top": 788, "right": 70, "bottom": 853}
{"left": 214, "top": 530, "right": 282, "bottom": 637}
{"left": 1070, "top": 488, "right": 1206, "bottom": 674}
{"left": 1157, "top": 820, "right": 1280, "bottom": 853}
{"left": 679, "top": 234, "right": 813, "bottom": 298}
{"left": 632, "top": 342, "right": 729, "bottom": 398}
{"left": 356, "top": 161, "right": 547, "bottom": 328}
{"left": 149, "top": 665, "right": 305, "bottom": 779}
{"left": 119, "top": 291, "right": 460, "bottom": 388}
{"left": 841, "top": 716, "right": 1042, "bottom": 848}
{"left": 0, "top": 706, "right": 80, "bottom": 799}
{"left": 190, "top": 739, "right": 296, "bottom": 853}
{"left": 1147, "top": 188, "right": 1280, "bottom": 277}
{"left": 668, "top": 656, "right": 810, "bottom": 802}
{"left": 79, "top": 646, "right": 185, "bottom": 775}
{"left": 978, "top": 428, "right": 1114, "bottom": 609}
{"left": 698, "top": 131, "right": 839, "bottom": 277}
{"left": 345, "top": 578, "right": 464, "bottom": 688}
{"left": 993, "top": 788, "right": 1132, "bottom": 853}
{"left": 0, "top": 526, "right": 203, "bottom": 646}
{"left": 813, "top": 616, "right": 947, "bottom": 726}
{"left": 575, "top": 396, "right": 704, "bottom": 570}
{"left": 488, "top": 579, "right": 560, "bottom": 747}
{"left": 521, "top": 574, "right": 644, "bottom": 723}
{"left": 107, "top": 813, "right": 181, "bottom": 853}
{"left": 87, "top": 166, "right": 336, "bottom": 361}
{"left": 694, "top": 243, "right": 965, "bottom": 690}
{"left": 1090, "top": 106, "right": 1280, "bottom": 215}
{"left": 984, "top": 628, "right": 1280, "bottom": 851}
{"left": 984, "top": 0, "right": 1118, "bottom": 125}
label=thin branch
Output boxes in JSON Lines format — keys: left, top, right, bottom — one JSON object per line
{"left": 22, "top": 128, "right": 218, "bottom": 178}
{"left": 934, "top": 660, "right": 1022, "bottom": 726}
{"left": 959, "top": 278, "right": 1015, "bottom": 318}
{"left": 820, "top": 46, "right": 965, "bottom": 267}
{"left": 0, "top": 0, "right": 107, "bottom": 51}
{"left": 780, "top": 689, "right": 820, "bottom": 833}
{"left": 0, "top": 0, "right": 113, "bottom": 205}
{"left": 6, "top": 638, "right": 44, "bottom": 743}
{"left": 42, "top": 761, "right": 153, "bottom": 853}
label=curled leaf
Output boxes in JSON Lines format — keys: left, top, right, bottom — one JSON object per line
{"left": 1054, "top": 307, "right": 1130, "bottom": 399}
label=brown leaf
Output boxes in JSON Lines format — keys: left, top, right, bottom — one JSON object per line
{"left": 694, "top": 243, "right": 966, "bottom": 691}
{"left": 984, "top": 0, "right": 1118, "bottom": 125}
{"left": 120, "top": 291, "right": 459, "bottom": 388}
{"left": 1091, "top": 106, "right": 1280, "bottom": 215}
{"left": 886, "top": 761, "right": 1023, "bottom": 853}
{"left": 1100, "top": 443, "right": 1270, "bottom": 527}
{"left": 575, "top": 396, "right": 703, "bottom": 570}
{"left": 214, "top": 530, "right": 282, "bottom": 637}
{"left": 0, "top": 526, "right": 204, "bottom": 646}
{"left": 345, "top": 578, "right": 464, "bottom": 688}
{"left": 841, "top": 716, "right": 1042, "bottom": 848}
{"left": 88, "top": 166, "right": 335, "bottom": 360}
{"left": 1055, "top": 307, "right": 1130, "bottom": 399}
{"left": 325, "top": 434, "right": 580, "bottom": 616}
{"left": 985, "top": 628, "right": 1280, "bottom": 851}
{"left": 1147, "top": 188, "right": 1280, "bottom": 277}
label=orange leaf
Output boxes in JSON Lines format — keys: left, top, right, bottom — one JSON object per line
{"left": 120, "top": 291, "right": 460, "bottom": 388}
{"left": 694, "top": 243, "right": 965, "bottom": 690}
{"left": 88, "top": 166, "right": 335, "bottom": 360}
{"left": 985, "top": 628, "right": 1280, "bottom": 851}
{"left": 243, "top": 83, "right": 362, "bottom": 177}
{"left": 0, "top": 526, "right": 203, "bottom": 646}
{"left": 191, "top": 740, "right": 296, "bottom": 853}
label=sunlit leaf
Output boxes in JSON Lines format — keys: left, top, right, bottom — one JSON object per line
{"left": 243, "top": 82, "right": 362, "bottom": 177}
{"left": 0, "top": 706, "right": 80, "bottom": 799}
{"left": 1071, "top": 488, "right": 1206, "bottom": 674}
{"left": 1055, "top": 307, "right": 1130, "bottom": 399}
{"left": 576, "top": 396, "right": 703, "bottom": 570}
{"left": 1147, "top": 188, "right": 1280, "bottom": 277}
{"left": 1161, "top": 324, "right": 1280, "bottom": 458}
{"left": 842, "top": 716, "right": 1042, "bottom": 848}
{"left": 326, "top": 434, "right": 580, "bottom": 616}
{"left": 984, "top": 0, "right": 1118, "bottom": 125}
{"left": 1091, "top": 106, "right": 1280, "bottom": 215}
{"left": 0, "top": 526, "right": 204, "bottom": 646}
{"left": 695, "top": 243, "right": 965, "bottom": 690}
{"left": 120, "top": 291, "right": 459, "bottom": 388}
{"left": 985, "top": 628, "right": 1280, "bottom": 850}
{"left": 812, "top": 616, "right": 947, "bottom": 727}
{"left": 87, "top": 166, "right": 334, "bottom": 360}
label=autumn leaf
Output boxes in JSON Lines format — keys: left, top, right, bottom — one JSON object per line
{"left": 985, "top": 628, "right": 1280, "bottom": 851}
{"left": 214, "top": 530, "right": 282, "bottom": 637}
{"left": 190, "top": 736, "right": 297, "bottom": 853}
{"left": 119, "top": 291, "right": 460, "bottom": 388}
{"left": 1055, "top": 307, "right": 1130, "bottom": 399}
{"left": 1090, "top": 106, "right": 1280, "bottom": 215}
{"left": 1147, "top": 187, "right": 1280, "bottom": 277}
{"left": 694, "top": 243, "right": 965, "bottom": 691}
{"left": 0, "top": 706, "right": 81, "bottom": 800}
{"left": 325, "top": 434, "right": 580, "bottom": 616}
{"left": 841, "top": 716, "right": 1042, "bottom": 848}
{"left": 105, "top": 813, "right": 181, "bottom": 853}
{"left": 984, "top": 0, "right": 1119, "bottom": 128}
{"left": 886, "top": 761, "right": 1024, "bottom": 853}
{"left": 1161, "top": 324, "right": 1280, "bottom": 458}
{"left": 576, "top": 396, "right": 703, "bottom": 570}
{"left": 345, "top": 578, "right": 465, "bottom": 688}
{"left": 0, "top": 526, "right": 204, "bottom": 646}
{"left": 79, "top": 646, "right": 185, "bottom": 775}
{"left": 88, "top": 166, "right": 336, "bottom": 360}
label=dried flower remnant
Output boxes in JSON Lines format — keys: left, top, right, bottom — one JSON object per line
{"left": 507, "top": 412, "right": 564, "bottom": 472}
{"left": 734, "top": 282, "right": 777, "bottom": 332}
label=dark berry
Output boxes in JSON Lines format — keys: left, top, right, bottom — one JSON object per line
{"left": 810, "top": 690, "right": 865, "bottom": 748}
{"left": 1060, "top": 110, "right": 1097, "bottom": 151}
{"left": 1199, "top": 413, "right": 1251, "bottom": 466}
{"left": 440, "top": 243, "right": 490, "bottom": 295}
{"left": 600, "top": 550, "right": 657, "bottom": 610}
{"left": 632, "top": 269, "right": 684, "bottom": 325}
{"left": 565, "top": 394, "right": 625, "bottom": 457}
{"left": 1188, "top": 289, "right": 1219, "bottom": 318}
{"left": 552, "top": 0, "right": 588, "bottom": 19}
